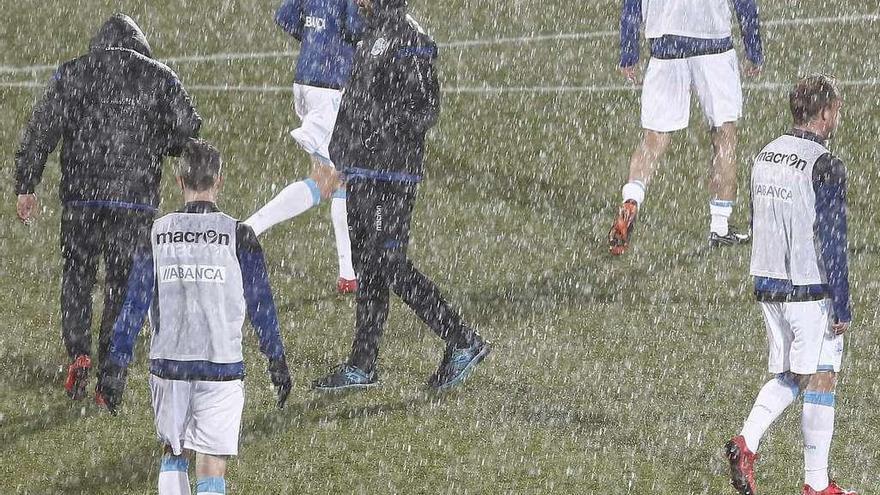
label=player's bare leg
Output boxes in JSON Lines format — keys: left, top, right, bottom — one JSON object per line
{"left": 194, "top": 453, "right": 228, "bottom": 495}
{"left": 630, "top": 130, "right": 672, "bottom": 186}
{"left": 708, "top": 122, "right": 750, "bottom": 246}
{"left": 609, "top": 130, "right": 670, "bottom": 255}
{"left": 710, "top": 122, "right": 737, "bottom": 203}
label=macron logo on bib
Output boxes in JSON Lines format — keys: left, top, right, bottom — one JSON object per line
{"left": 160, "top": 265, "right": 227, "bottom": 284}
{"left": 756, "top": 151, "right": 808, "bottom": 172}
{"left": 155, "top": 230, "right": 230, "bottom": 245}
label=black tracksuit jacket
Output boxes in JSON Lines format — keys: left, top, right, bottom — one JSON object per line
{"left": 14, "top": 14, "right": 201, "bottom": 208}
{"left": 329, "top": 0, "right": 440, "bottom": 182}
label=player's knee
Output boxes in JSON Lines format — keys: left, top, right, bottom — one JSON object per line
{"left": 641, "top": 130, "right": 671, "bottom": 153}
{"left": 309, "top": 162, "right": 340, "bottom": 199}
{"left": 784, "top": 371, "right": 812, "bottom": 391}
{"left": 195, "top": 453, "right": 228, "bottom": 478}
{"left": 713, "top": 121, "right": 737, "bottom": 132}
{"left": 775, "top": 372, "right": 803, "bottom": 395}
{"left": 806, "top": 370, "right": 837, "bottom": 393}
{"left": 711, "top": 122, "right": 737, "bottom": 145}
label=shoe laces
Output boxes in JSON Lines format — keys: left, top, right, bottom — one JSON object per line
{"left": 449, "top": 347, "right": 474, "bottom": 369}
{"left": 827, "top": 481, "right": 855, "bottom": 495}
{"left": 333, "top": 364, "right": 370, "bottom": 382}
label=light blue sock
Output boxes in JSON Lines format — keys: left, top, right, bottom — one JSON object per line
{"left": 196, "top": 476, "right": 226, "bottom": 495}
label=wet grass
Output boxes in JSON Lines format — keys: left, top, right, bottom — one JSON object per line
{"left": 1, "top": 0, "right": 879, "bottom": 493}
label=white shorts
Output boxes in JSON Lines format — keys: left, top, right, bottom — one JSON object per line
{"left": 291, "top": 83, "right": 343, "bottom": 165}
{"left": 149, "top": 375, "right": 245, "bottom": 456}
{"left": 641, "top": 50, "right": 743, "bottom": 132}
{"left": 759, "top": 300, "right": 844, "bottom": 375}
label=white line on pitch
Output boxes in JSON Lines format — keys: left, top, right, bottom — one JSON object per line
{"left": 443, "top": 78, "right": 880, "bottom": 94}
{"left": 0, "top": 12, "right": 876, "bottom": 74}
{"left": 2, "top": 78, "right": 878, "bottom": 94}
{"left": 764, "top": 13, "right": 879, "bottom": 26}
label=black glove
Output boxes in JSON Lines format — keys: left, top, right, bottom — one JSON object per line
{"left": 97, "top": 361, "right": 128, "bottom": 416}
{"left": 268, "top": 357, "right": 292, "bottom": 410}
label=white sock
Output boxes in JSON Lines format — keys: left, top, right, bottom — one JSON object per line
{"left": 158, "top": 455, "right": 190, "bottom": 495}
{"left": 621, "top": 180, "right": 646, "bottom": 206}
{"left": 244, "top": 179, "right": 321, "bottom": 236}
{"left": 803, "top": 391, "right": 836, "bottom": 491}
{"left": 710, "top": 199, "right": 734, "bottom": 236}
{"left": 196, "top": 476, "right": 226, "bottom": 494}
{"left": 330, "top": 189, "right": 356, "bottom": 280}
{"left": 740, "top": 374, "right": 801, "bottom": 452}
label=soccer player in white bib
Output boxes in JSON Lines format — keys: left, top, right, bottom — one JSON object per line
{"left": 725, "top": 75, "right": 856, "bottom": 495}
{"left": 609, "top": 0, "right": 763, "bottom": 255}
{"left": 98, "top": 140, "right": 300, "bottom": 495}
{"left": 244, "top": 0, "right": 364, "bottom": 293}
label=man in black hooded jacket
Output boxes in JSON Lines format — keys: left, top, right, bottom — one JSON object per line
{"left": 14, "top": 13, "right": 201, "bottom": 402}
{"left": 313, "top": 0, "right": 490, "bottom": 391}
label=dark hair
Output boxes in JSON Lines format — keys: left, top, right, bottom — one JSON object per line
{"left": 789, "top": 74, "right": 840, "bottom": 125}
{"left": 178, "top": 139, "right": 222, "bottom": 191}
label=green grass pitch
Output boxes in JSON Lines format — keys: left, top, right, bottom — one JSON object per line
{"left": 1, "top": 1, "right": 878, "bottom": 493}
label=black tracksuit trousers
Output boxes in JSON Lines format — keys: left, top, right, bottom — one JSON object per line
{"left": 346, "top": 179, "right": 473, "bottom": 372}
{"left": 60, "top": 205, "right": 153, "bottom": 366}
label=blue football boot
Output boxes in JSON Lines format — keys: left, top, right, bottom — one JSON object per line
{"left": 428, "top": 334, "right": 491, "bottom": 391}
{"left": 312, "top": 364, "right": 377, "bottom": 391}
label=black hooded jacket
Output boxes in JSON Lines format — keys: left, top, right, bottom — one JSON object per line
{"left": 329, "top": 0, "right": 440, "bottom": 181}
{"left": 14, "top": 14, "right": 201, "bottom": 208}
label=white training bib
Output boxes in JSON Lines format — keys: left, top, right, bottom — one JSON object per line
{"left": 642, "top": 0, "right": 733, "bottom": 40}
{"left": 750, "top": 134, "right": 831, "bottom": 285}
{"left": 149, "top": 212, "right": 246, "bottom": 364}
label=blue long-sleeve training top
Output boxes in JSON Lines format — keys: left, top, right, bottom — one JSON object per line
{"left": 619, "top": 0, "right": 763, "bottom": 67}
{"left": 754, "top": 130, "right": 851, "bottom": 323}
{"left": 275, "top": 0, "right": 365, "bottom": 90}
{"left": 108, "top": 202, "right": 286, "bottom": 380}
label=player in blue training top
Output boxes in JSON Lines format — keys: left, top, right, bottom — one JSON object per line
{"left": 725, "top": 75, "right": 857, "bottom": 495}
{"left": 609, "top": 0, "right": 763, "bottom": 255}
{"left": 244, "top": 0, "right": 365, "bottom": 294}
{"left": 98, "top": 139, "right": 312, "bottom": 495}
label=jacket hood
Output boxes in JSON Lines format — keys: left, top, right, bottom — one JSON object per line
{"left": 369, "top": 0, "right": 406, "bottom": 27}
{"left": 374, "top": 0, "right": 406, "bottom": 9}
{"left": 89, "top": 14, "right": 152, "bottom": 58}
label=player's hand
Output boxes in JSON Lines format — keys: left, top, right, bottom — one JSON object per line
{"left": 831, "top": 320, "right": 850, "bottom": 335}
{"left": 268, "top": 358, "right": 292, "bottom": 410}
{"left": 309, "top": 164, "right": 341, "bottom": 200}
{"left": 97, "top": 362, "right": 128, "bottom": 416}
{"left": 743, "top": 61, "right": 763, "bottom": 78}
{"left": 619, "top": 65, "right": 639, "bottom": 84}
{"left": 16, "top": 194, "right": 38, "bottom": 225}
